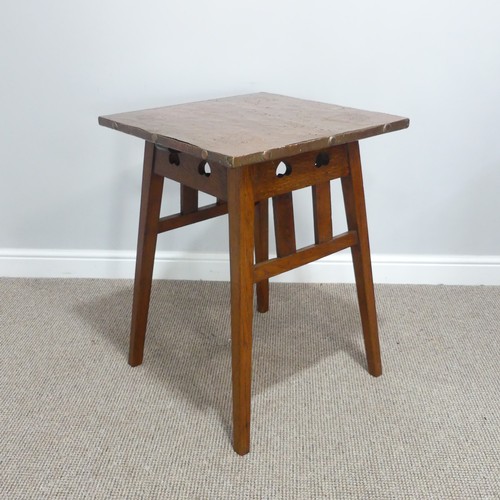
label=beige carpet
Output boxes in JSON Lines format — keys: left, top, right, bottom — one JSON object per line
{"left": 1, "top": 278, "right": 499, "bottom": 499}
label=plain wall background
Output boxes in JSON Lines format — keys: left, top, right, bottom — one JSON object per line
{"left": 1, "top": 1, "right": 499, "bottom": 282}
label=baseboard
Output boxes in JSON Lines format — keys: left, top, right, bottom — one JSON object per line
{"left": 0, "top": 249, "right": 499, "bottom": 285}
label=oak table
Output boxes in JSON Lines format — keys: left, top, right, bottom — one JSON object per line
{"left": 99, "top": 93, "right": 409, "bottom": 455}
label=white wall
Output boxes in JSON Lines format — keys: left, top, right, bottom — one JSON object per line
{"left": 1, "top": 0, "right": 499, "bottom": 283}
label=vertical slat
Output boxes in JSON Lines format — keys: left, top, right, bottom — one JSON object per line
{"left": 311, "top": 181, "right": 333, "bottom": 244}
{"left": 129, "top": 142, "right": 165, "bottom": 367}
{"left": 254, "top": 199, "right": 269, "bottom": 313}
{"left": 228, "top": 166, "right": 255, "bottom": 456}
{"left": 180, "top": 184, "right": 198, "bottom": 214}
{"left": 272, "top": 192, "right": 296, "bottom": 257}
{"left": 341, "top": 141, "right": 382, "bottom": 377}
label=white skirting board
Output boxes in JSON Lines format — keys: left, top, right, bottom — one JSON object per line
{"left": 0, "top": 249, "right": 499, "bottom": 285}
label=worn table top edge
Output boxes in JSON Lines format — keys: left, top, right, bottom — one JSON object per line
{"left": 229, "top": 118, "right": 410, "bottom": 167}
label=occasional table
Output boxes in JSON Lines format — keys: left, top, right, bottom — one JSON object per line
{"left": 99, "top": 93, "right": 409, "bottom": 455}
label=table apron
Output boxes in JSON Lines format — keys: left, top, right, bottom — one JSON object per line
{"left": 251, "top": 145, "right": 350, "bottom": 202}
{"left": 154, "top": 146, "right": 228, "bottom": 200}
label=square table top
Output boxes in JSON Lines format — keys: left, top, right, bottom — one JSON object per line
{"left": 99, "top": 93, "right": 409, "bottom": 168}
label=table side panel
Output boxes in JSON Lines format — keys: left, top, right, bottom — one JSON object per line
{"left": 251, "top": 145, "right": 350, "bottom": 201}
{"left": 154, "top": 146, "right": 228, "bottom": 200}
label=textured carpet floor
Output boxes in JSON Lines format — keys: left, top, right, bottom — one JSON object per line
{"left": 0, "top": 279, "right": 499, "bottom": 499}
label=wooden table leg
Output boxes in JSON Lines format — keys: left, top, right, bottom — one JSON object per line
{"left": 228, "top": 167, "right": 255, "bottom": 455}
{"left": 342, "top": 142, "right": 382, "bottom": 377}
{"left": 129, "top": 142, "right": 164, "bottom": 367}
{"left": 254, "top": 199, "right": 269, "bottom": 313}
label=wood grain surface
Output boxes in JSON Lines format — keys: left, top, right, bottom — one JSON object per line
{"left": 99, "top": 93, "right": 409, "bottom": 167}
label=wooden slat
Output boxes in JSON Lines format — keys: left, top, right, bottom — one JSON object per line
{"left": 253, "top": 231, "right": 358, "bottom": 283}
{"left": 272, "top": 192, "right": 296, "bottom": 257}
{"left": 180, "top": 185, "right": 198, "bottom": 214}
{"left": 157, "top": 203, "right": 227, "bottom": 233}
{"left": 254, "top": 199, "right": 269, "bottom": 313}
{"left": 312, "top": 181, "right": 333, "bottom": 244}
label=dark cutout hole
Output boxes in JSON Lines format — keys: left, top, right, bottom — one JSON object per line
{"left": 275, "top": 161, "right": 292, "bottom": 177}
{"left": 168, "top": 149, "right": 180, "bottom": 166}
{"left": 315, "top": 152, "right": 330, "bottom": 168}
{"left": 198, "top": 161, "right": 211, "bottom": 177}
